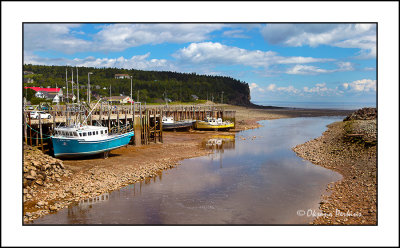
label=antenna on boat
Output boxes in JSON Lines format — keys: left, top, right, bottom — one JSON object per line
{"left": 82, "top": 98, "right": 102, "bottom": 126}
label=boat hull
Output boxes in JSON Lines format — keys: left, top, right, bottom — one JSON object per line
{"left": 194, "top": 122, "right": 234, "bottom": 130}
{"left": 162, "top": 121, "right": 195, "bottom": 130}
{"left": 51, "top": 131, "right": 134, "bottom": 158}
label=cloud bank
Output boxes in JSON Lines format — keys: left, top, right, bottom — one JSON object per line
{"left": 261, "top": 24, "right": 376, "bottom": 59}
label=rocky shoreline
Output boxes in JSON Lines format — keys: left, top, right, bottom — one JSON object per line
{"left": 292, "top": 108, "right": 377, "bottom": 225}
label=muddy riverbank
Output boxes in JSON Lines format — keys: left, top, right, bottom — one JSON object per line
{"left": 292, "top": 108, "right": 377, "bottom": 225}
{"left": 23, "top": 106, "right": 353, "bottom": 223}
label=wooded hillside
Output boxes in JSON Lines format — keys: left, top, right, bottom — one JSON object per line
{"left": 23, "top": 64, "right": 251, "bottom": 105}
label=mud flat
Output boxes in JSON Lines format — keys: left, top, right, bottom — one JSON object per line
{"left": 225, "top": 105, "right": 353, "bottom": 131}
{"left": 292, "top": 108, "right": 377, "bottom": 225}
{"left": 23, "top": 105, "right": 353, "bottom": 223}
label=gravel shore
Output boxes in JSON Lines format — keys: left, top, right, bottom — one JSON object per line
{"left": 292, "top": 110, "right": 377, "bottom": 225}
{"left": 23, "top": 105, "right": 354, "bottom": 224}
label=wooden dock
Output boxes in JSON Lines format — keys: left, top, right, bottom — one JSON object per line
{"left": 23, "top": 103, "right": 236, "bottom": 154}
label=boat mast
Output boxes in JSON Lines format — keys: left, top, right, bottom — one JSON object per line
{"left": 71, "top": 68, "right": 74, "bottom": 103}
{"left": 66, "top": 68, "right": 68, "bottom": 103}
{"left": 77, "top": 67, "right": 79, "bottom": 103}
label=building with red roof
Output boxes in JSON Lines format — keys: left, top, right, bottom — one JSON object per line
{"left": 24, "top": 87, "right": 63, "bottom": 100}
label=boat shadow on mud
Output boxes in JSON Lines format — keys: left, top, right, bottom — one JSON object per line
{"left": 59, "top": 152, "right": 123, "bottom": 161}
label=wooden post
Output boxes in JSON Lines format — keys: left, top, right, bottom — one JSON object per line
{"left": 153, "top": 109, "right": 156, "bottom": 142}
{"left": 117, "top": 109, "right": 120, "bottom": 134}
{"left": 125, "top": 109, "right": 127, "bottom": 130}
{"left": 160, "top": 108, "right": 163, "bottom": 143}
{"left": 139, "top": 102, "right": 142, "bottom": 123}
{"left": 133, "top": 102, "right": 135, "bottom": 130}
{"left": 100, "top": 101, "right": 103, "bottom": 123}
{"left": 39, "top": 114, "right": 43, "bottom": 151}
{"left": 108, "top": 103, "right": 111, "bottom": 132}
{"left": 24, "top": 111, "right": 27, "bottom": 144}
{"left": 134, "top": 115, "right": 141, "bottom": 146}
{"left": 29, "top": 112, "right": 32, "bottom": 146}
{"left": 146, "top": 110, "right": 149, "bottom": 145}
{"left": 65, "top": 105, "right": 68, "bottom": 126}
{"left": 52, "top": 110, "right": 56, "bottom": 132}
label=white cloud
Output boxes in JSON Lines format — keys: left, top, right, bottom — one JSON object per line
{"left": 24, "top": 24, "right": 91, "bottom": 54}
{"left": 275, "top": 85, "right": 300, "bottom": 94}
{"left": 249, "top": 82, "right": 265, "bottom": 92}
{"left": 261, "top": 24, "right": 376, "bottom": 59}
{"left": 222, "top": 29, "right": 249, "bottom": 38}
{"left": 93, "top": 24, "right": 226, "bottom": 51}
{"left": 24, "top": 23, "right": 227, "bottom": 54}
{"left": 336, "top": 61, "right": 354, "bottom": 71}
{"left": 286, "top": 65, "right": 330, "bottom": 75}
{"left": 259, "top": 80, "right": 375, "bottom": 97}
{"left": 303, "top": 83, "right": 337, "bottom": 96}
{"left": 267, "top": 84, "right": 276, "bottom": 91}
{"left": 249, "top": 83, "right": 258, "bottom": 90}
{"left": 342, "top": 79, "right": 376, "bottom": 92}
{"left": 173, "top": 42, "right": 333, "bottom": 68}
{"left": 286, "top": 61, "right": 354, "bottom": 75}
{"left": 265, "top": 84, "right": 300, "bottom": 94}
{"left": 24, "top": 53, "right": 175, "bottom": 71}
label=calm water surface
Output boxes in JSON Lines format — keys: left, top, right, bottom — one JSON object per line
{"left": 33, "top": 117, "right": 343, "bottom": 224}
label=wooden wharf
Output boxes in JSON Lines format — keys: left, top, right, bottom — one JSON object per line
{"left": 23, "top": 103, "right": 236, "bottom": 154}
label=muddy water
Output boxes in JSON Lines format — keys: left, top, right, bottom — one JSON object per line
{"left": 33, "top": 117, "right": 343, "bottom": 224}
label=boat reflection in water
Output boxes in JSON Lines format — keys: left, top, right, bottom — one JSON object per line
{"left": 67, "top": 193, "right": 110, "bottom": 223}
{"left": 202, "top": 135, "right": 235, "bottom": 168}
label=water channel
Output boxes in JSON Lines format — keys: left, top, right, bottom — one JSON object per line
{"left": 33, "top": 116, "right": 343, "bottom": 224}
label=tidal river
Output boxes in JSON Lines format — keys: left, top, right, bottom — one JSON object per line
{"left": 33, "top": 116, "right": 343, "bottom": 224}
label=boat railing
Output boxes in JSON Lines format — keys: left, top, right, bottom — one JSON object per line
{"left": 109, "top": 123, "right": 134, "bottom": 135}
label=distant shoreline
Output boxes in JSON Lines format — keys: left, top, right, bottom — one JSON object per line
{"left": 248, "top": 101, "right": 376, "bottom": 111}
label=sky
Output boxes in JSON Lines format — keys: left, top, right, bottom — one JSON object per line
{"left": 24, "top": 23, "right": 377, "bottom": 104}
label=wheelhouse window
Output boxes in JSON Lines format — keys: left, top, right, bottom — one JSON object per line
{"left": 105, "top": 130, "right": 108, "bottom": 134}
{"left": 79, "top": 133, "right": 82, "bottom": 137}
{"left": 83, "top": 132, "right": 87, "bottom": 136}
{"left": 96, "top": 131, "right": 99, "bottom": 135}
{"left": 74, "top": 132, "right": 78, "bottom": 136}
{"left": 100, "top": 130, "right": 103, "bottom": 134}
{"left": 88, "top": 132, "right": 92, "bottom": 136}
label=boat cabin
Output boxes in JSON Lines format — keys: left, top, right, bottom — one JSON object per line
{"left": 205, "top": 117, "right": 224, "bottom": 125}
{"left": 162, "top": 116, "right": 174, "bottom": 124}
{"left": 53, "top": 125, "right": 109, "bottom": 139}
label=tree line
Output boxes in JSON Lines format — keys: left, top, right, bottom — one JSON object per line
{"left": 23, "top": 64, "right": 251, "bottom": 105}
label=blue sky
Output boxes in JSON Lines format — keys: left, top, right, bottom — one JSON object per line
{"left": 24, "top": 23, "right": 376, "bottom": 104}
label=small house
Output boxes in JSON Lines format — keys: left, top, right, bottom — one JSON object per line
{"left": 103, "top": 96, "right": 133, "bottom": 104}
{"left": 114, "top": 74, "right": 130, "bottom": 79}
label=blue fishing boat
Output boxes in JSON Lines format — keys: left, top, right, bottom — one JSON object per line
{"left": 51, "top": 125, "right": 134, "bottom": 158}
{"left": 51, "top": 100, "right": 134, "bottom": 158}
